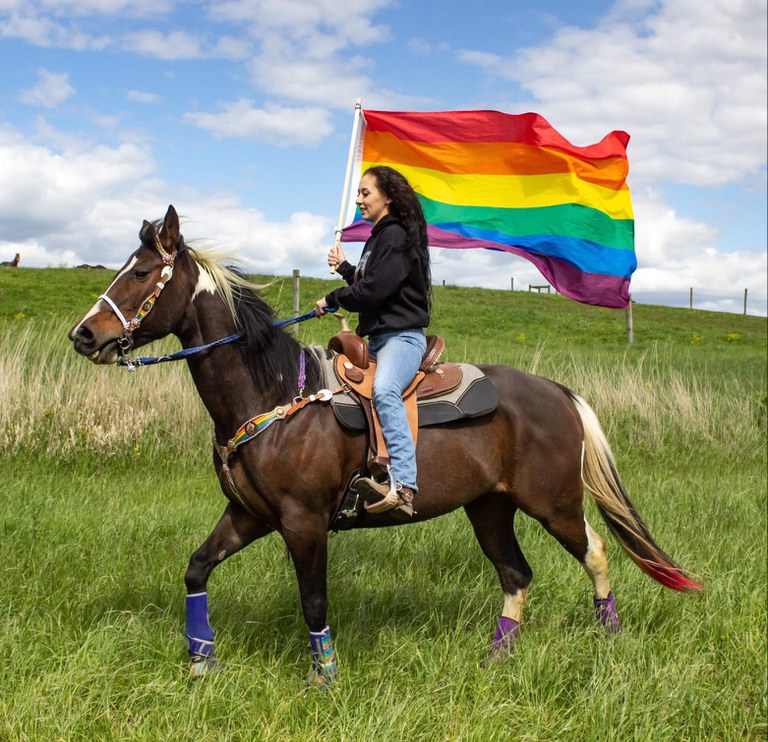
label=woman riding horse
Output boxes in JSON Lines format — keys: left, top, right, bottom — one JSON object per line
{"left": 68, "top": 205, "right": 701, "bottom": 683}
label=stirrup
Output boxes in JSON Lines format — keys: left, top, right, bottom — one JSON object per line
{"left": 362, "top": 482, "right": 415, "bottom": 516}
{"left": 364, "top": 489, "right": 401, "bottom": 514}
{"left": 352, "top": 476, "right": 393, "bottom": 512}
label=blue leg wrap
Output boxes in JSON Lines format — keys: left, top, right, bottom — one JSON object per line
{"left": 309, "top": 626, "right": 337, "bottom": 684}
{"left": 185, "top": 592, "right": 215, "bottom": 659}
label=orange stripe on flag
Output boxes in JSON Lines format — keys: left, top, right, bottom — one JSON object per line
{"left": 364, "top": 131, "right": 630, "bottom": 190}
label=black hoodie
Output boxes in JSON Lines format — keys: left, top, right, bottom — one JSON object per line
{"left": 325, "top": 214, "right": 430, "bottom": 338}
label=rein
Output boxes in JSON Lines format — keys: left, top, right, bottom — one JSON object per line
{"left": 119, "top": 308, "right": 335, "bottom": 368}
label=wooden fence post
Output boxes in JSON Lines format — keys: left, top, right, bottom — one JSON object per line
{"left": 292, "top": 269, "right": 300, "bottom": 336}
{"left": 626, "top": 300, "right": 634, "bottom": 345}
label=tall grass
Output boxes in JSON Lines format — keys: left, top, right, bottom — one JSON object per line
{"left": 1, "top": 319, "right": 204, "bottom": 459}
{"left": 1, "top": 316, "right": 762, "bottom": 463}
{"left": 0, "top": 273, "right": 765, "bottom": 741}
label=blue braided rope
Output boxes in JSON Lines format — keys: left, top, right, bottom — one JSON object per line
{"left": 130, "top": 332, "right": 244, "bottom": 367}
{"left": 123, "top": 306, "right": 337, "bottom": 367}
{"left": 273, "top": 306, "right": 337, "bottom": 328}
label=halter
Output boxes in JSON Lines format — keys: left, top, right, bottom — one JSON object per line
{"left": 99, "top": 235, "right": 177, "bottom": 371}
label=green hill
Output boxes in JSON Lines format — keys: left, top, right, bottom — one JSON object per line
{"left": 2, "top": 265, "right": 765, "bottom": 353}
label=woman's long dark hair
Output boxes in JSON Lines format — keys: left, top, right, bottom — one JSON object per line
{"left": 364, "top": 165, "right": 432, "bottom": 306}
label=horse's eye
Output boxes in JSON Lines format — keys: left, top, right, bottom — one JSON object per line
{"left": 133, "top": 269, "right": 151, "bottom": 280}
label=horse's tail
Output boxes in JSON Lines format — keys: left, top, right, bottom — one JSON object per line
{"left": 564, "top": 388, "right": 703, "bottom": 592}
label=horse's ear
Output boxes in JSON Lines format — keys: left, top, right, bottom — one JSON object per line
{"left": 139, "top": 219, "right": 156, "bottom": 244}
{"left": 159, "top": 205, "right": 180, "bottom": 252}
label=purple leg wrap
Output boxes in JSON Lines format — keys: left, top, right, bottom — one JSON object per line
{"left": 309, "top": 626, "right": 337, "bottom": 684}
{"left": 488, "top": 616, "right": 520, "bottom": 658}
{"left": 594, "top": 591, "right": 622, "bottom": 634}
{"left": 185, "top": 592, "right": 215, "bottom": 658}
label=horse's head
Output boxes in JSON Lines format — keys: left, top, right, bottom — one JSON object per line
{"left": 68, "top": 205, "right": 190, "bottom": 366}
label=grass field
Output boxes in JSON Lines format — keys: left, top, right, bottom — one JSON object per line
{"left": 0, "top": 265, "right": 766, "bottom": 741}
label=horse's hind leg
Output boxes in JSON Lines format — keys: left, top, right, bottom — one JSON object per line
{"left": 583, "top": 520, "right": 621, "bottom": 632}
{"left": 537, "top": 501, "right": 622, "bottom": 634}
{"left": 464, "top": 493, "right": 532, "bottom": 663}
{"left": 184, "top": 502, "right": 273, "bottom": 676}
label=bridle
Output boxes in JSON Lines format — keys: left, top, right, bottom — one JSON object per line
{"left": 99, "top": 235, "right": 180, "bottom": 371}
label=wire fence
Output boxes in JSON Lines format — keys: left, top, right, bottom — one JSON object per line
{"left": 511, "top": 280, "right": 767, "bottom": 318}
{"left": 627, "top": 288, "right": 766, "bottom": 318}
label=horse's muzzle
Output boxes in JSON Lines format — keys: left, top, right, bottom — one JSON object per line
{"left": 68, "top": 324, "right": 120, "bottom": 364}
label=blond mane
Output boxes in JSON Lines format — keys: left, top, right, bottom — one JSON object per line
{"left": 186, "top": 242, "right": 270, "bottom": 328}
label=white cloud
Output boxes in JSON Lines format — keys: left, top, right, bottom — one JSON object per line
{"left": 2, "top": 0, "right": 421, "bottom": 124}
{"left": 126, "top": 89, "right": 161, "bottom": 104}
{"left": 0, "top": 7, "right": 113, "bottom": 49}
{"left": 210, "top": 0, "right": 400, "bottom": 111}
{"left": 0, "top": 10, "right": 56, "bottom": 45}
{"left": 630, "top": 189, "right": 767, "bottom": 294}
{"left": 247, "top": 46, "right": 374, "bottom": 109}
{"left": 0, "top": 124, "right": 157, "bottom": 249}
{"left": 19, "top": 67, "right": 74, "bottom": 108}
{"left": 456, "top": 49, "right": 502, "bottom": 69}
{"left": 210, "top": 0, "right": 391, "bottom": 44}
{"left": 183, "top": 100, "right": 334, "bottom": 147}
{"left": 1, "top": 0, "right": 173, "bottom": 18}
{"left": 0, "top": 124, "right": 335, "bottom": 275}
{"left": 120, "top": 29, "right": 204, "bottom": 59}
{"left": 183, "top": 204, "right": 334, "bottom": 277}
{"left": 459, "top": 0, "right": 767, "bottom": 189}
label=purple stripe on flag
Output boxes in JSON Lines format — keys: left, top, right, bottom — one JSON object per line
{"left": 341, "top": 221, "right": 630, "bottom": 308}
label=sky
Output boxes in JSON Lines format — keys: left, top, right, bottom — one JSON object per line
{"left": 0, "top": 0, "right": 766, "bottom": 316}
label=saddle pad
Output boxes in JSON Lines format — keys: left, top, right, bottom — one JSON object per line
{"left": 308, "top": 347, "right": 499, "bottom": 431}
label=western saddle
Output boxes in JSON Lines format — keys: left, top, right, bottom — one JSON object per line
{"left": 328, "top": 328, "right": 461, "bottom": 478}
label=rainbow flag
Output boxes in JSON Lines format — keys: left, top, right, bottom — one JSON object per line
{"left": 340, "top": 109, "right": 636, "bottom": 309}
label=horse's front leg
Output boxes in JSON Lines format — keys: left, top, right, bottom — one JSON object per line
{"left": 184, "top": 502, "right": 273, "bottom": 677}
{"left": 280, "top": 503, "right": 336, "bottom": 686}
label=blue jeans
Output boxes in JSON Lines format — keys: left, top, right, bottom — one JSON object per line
{"left": 368, "top": 329, "right": 427, "bottom": 491}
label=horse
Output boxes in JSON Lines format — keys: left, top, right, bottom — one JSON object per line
{"left": 68, "top": 205, "right": 702, "bottom": 683}
{"left": 0, "top": 252, "right": 20, "bottom": 267}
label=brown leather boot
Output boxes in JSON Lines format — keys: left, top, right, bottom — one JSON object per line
{"left": 390, "top": 486, "right": 415, "bottom": 521}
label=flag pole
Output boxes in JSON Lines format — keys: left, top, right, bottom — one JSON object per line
{"left": 331, "top": 97, "right": 363, "bottom": 274}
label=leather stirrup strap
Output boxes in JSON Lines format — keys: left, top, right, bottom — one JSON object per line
{"left": 335, "top": 353, "right": 424, "bottom": 474}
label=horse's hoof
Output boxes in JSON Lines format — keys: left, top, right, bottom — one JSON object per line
{"left": 481, "top": 646, "right": 515, "bottom": 668}
{"left": 482, "top": 616, "right": 520, "bottom": 667}
{"left": 190, "top": 656, "right": 222, "bottom": 679}
{"left": 594, "top": 592, "right": 622, "bottom": 634}
{"left": 307, "top": 667, "right": 336, "bottom": 689}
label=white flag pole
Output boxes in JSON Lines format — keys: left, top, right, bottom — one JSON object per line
{"left": 331, "top": 97, "right": 363, "bottom": 274}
